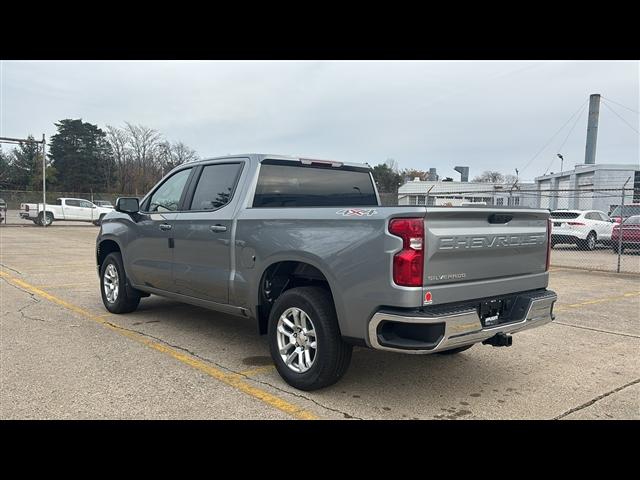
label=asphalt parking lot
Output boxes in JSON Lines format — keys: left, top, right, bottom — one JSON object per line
{"left": 1, "top": 225, "right": 639, "bottom": 420}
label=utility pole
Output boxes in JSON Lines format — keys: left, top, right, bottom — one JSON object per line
{"left": 584, "top": 94, "right": 601, "bottom": 165}
{"left": 42, "top": 134, "right": 47, "bottom": 227}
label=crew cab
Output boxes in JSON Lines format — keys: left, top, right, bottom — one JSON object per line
{"left": 20, "top": 198, "right": 112, "bottom": 226}
{"left": 96, "top": 154, "right": 557, "bottom": 390}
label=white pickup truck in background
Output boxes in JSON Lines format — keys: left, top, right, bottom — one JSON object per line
{"left": 20, "top": 198, "right": 113, "bottom": 226}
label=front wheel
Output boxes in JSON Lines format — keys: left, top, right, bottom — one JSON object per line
{"left": 268, "top": 286, "right": 352, "bottom": 391}
{"left": 100, "top": 252, "right": 140, "bottom": 313}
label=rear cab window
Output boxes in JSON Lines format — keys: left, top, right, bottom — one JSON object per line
{"left": 188, "top": 163, "right": 243, "bottom": 211}
{"left": 253, "top": 161, "right": 378, "bottom": 208}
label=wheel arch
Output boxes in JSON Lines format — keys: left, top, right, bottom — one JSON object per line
{"left": 255, "top": 259, "right": 339, "bottom": 336}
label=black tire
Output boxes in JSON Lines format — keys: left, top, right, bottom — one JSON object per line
{"left": 99, "top": 252, "right": 140, "bottom": 314}
{"left": 579, "top": 231, "right": 597, "bottom": 251}
{"left": 93, "top": 214, "right": 106, "bottom": 226}
{"left": 436, "top": 344, "right": 474, "bottom": 355}
{"left": 268, "top": 286, "right": 352, "bottom": 391}
{"left": 37, "top": 212, "right": 53, "bottom": 226}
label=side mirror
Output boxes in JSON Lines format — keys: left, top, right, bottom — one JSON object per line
{"left": 115, "top": 197, "right": 139, "bottom": 214}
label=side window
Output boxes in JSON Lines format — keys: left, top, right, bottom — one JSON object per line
{"left": 147, "top": 168, "right": 192, "bottom": 212}
{"left": 598, "top": 212, "right": 609, "bottom": 221}
{"left": 584, "top": 212, "right": 595, "bottom": 220}
{"left": 189, "top": 163, "right": 242, "bottom": 211}
{"left": 66, "top": 199, "right": 80, "bottom": 207}
{"left": 79, "top": 200, "right": 93, "bottom": 208}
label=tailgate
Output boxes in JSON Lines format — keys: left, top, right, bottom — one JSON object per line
{"left": 423, "top": 207, "right": 549, "bottom": 287}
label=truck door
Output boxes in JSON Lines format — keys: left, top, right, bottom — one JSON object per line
{"left": 171, "top": 161, "right": 244, "bottom": 304}
{"left": 125, "top": 167, "right": 193, "bottom": 292}
{"left": 78, "top": 200, "right": 96, "bottom": 221}
{"left": 63, "top": 199, "right": 82, "bottom": 219}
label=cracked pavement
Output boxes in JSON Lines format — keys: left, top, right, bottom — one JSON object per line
{"left": 1, "top": 226, "right": 639, "bottom": 419}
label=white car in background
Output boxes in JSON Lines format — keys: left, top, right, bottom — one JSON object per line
{"left": 550, "top": 209, "right": 615, "bottom": 251}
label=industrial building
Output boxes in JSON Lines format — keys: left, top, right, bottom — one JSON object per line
{"left": 534, "top": 164, "right": 640, "bottom": 212}
{"left": 398, "top": 177, "right": 538, "bottom": 207}
{"left": 398, "top": 94, "right": 639, "bottom": 211}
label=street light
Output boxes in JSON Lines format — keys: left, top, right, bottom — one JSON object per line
{"left": 557, "top": 153, "right": 564, "bottom": 173}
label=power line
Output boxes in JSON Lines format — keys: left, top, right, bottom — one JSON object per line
{"left": 520, "top": 99, "right": 588, "bottom": 174}
{"left": 601, "top": 96, "right": 640, "bottom": 115}
{"left": 601, "top": 101, "right": 640, "bottom": 135}
{"left": 542, "top": 102, "right": 589, "bottom": 175}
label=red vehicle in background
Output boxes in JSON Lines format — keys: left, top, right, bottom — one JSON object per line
{"left": 609, "top": 204, "right": 640, "bottom": 224}
{"left": 611, "top": 215, "right": 640, "bottom": 253}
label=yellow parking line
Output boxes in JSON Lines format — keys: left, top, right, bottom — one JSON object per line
{"left": 0, "top": 270, "right": 319, "bottom": 420}
{"left": 554, "top": 291, "right": 640, "bottom": 312}
{"left": 240, "top": 365, "right": 277, "bottom": 377}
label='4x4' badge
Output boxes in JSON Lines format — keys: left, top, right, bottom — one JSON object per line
{"left": 335, "top": 209, "right": 378, "bottom": 217}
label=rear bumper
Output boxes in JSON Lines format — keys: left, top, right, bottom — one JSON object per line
{"left": 551, "top": 233, "right": 581, "bottom": 243}
{"left": 367, "top": 289, "right": 557, "bottom": 354}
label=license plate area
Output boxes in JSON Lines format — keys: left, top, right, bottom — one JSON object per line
{"left": 478, "top": 298, "right": 516, "bottom": 327}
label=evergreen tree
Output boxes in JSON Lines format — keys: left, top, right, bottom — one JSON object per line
{"left": 49, "top": 119, "right": 115, "bottom": 192}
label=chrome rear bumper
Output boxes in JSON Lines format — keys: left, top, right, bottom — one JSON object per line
{"left": 368, "top": 290, "right": 557, "bottom": 354}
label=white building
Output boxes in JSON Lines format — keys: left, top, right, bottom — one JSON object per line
{"left": 398, "top": 179, "right": 538, "bottom": 207}
{"left": 534, "top": 164, "right": 640, "bottom": 213}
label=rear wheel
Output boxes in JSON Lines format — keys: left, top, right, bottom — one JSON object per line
{"left": 268, "top": 286, "right": 352, "bottom": 391}
{"left": 37, "top": 212, "right": 53, "bottom": 226}
{"left": 437, "top": 344, "right": 474, "bottom": 355}
{"left": 100, "top": 252, "right": 140, "bottom": 313}
{"left": 580, "top": 231, "right": 597, "bottom": 251}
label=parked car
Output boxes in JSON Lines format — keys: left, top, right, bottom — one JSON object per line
{"left": 96, "top": 154, "right": 557, "bottom": 390}
{"left": 94, "top": 200, "right": 114, "bottom": 209}
{"left": 0, "top": 198, "right": 6, "bottom": 224}
{"left": 611, "top": 215, "right": 640, "bottom": 253}
{"left": 609, "top": 204, "right": 640, "bottom": 223}
{"left": 20, "top": 198, "right": 112, "bottom": 226}
{"left": 550, "top": 209, "right": 614, "bottom": 250}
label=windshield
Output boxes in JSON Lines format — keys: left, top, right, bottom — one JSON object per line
{"left": 610, "top": 205, "right": 640, "bottom": 217}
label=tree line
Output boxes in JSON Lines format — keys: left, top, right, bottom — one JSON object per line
{"left": 0, "top": 119, "right": 198, "bottom": 194}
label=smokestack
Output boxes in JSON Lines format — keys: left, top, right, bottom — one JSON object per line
{"left": 584, "top": 94, "right": 600, "bottom": 165}
{"left": 454, "top": 166, "right": 469, "bottom": 182}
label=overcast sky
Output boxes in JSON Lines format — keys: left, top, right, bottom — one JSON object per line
{"left": 1, "top": 60, "right": 638, "bottom": 181}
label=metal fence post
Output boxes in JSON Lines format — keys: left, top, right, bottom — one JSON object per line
{"left": 616, "top": 178, "right": 631, "bottom": 273}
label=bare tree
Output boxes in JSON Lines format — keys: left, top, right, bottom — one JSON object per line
{"left": 473, "top": 171, "right": 505, "bottom": 183}
{"left": 104, "top": 123, "right": 199, "bottom": 194}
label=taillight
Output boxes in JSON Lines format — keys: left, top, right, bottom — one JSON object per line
{"left": 389, "top": 218, "right": 424, "bottom": 287}
{"left": 546, "top": 218, "right": 551, "bottom": 271}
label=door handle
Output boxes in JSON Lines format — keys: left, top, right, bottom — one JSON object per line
{"left": 159, "top": 223, "right": 172, "bottom": 231}
{"left": 210, "top": 224, "right": 227, "bottom": 233}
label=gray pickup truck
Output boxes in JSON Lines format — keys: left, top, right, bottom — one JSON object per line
{"left": 96, "top": 154, "right": 557, "bottom": 390}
